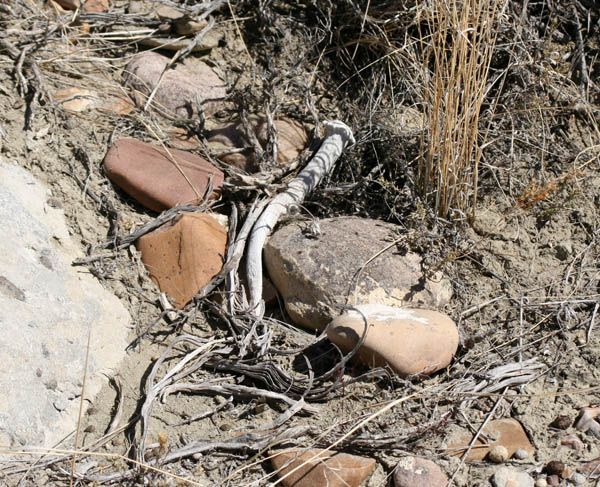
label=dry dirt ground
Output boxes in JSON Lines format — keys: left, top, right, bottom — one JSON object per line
{"left": 1, "top": 1, "right": 600, "bottom": 486}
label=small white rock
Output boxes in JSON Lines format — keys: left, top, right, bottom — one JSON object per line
{"left": 488, "top": 445, "right": 510, "bottom": 463}
{"left": 534, "top": 479, "right": 547, "bottom": 487}
{"left": 513, "top": 448, "right": 529, "bottom": 460}
{"left": 571, "top": 472, "right": 586, "bottom": 485}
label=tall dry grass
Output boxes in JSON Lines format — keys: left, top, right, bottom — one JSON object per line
{"left": 418, "top": 0, "right": 506, "bottom": 219}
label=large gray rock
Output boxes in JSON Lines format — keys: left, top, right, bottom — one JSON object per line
{"left": 264, "top": 217, "right": 452, "bottom": 330}
{"left": 0, "top": 161, "right": 130, "bottom": 451}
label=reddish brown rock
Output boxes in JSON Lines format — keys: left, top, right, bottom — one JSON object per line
{"left": 53, "top": 0, "right": 80, "bottom": 9}
{"left": 99, "top": 95, "right": 135, "bottom": 115}
{"left": 206, "top": 117, "right": 308, "bottom": 172}
{"left": 136, "top": 213, "right": 227, "bottom": 308}
{"left": 271, "top": 449, "right": 375, "bottom": 487}
{"left": 327, "top": 305, "right": 458, "bottom": 377}
{"left": 103, "top": 138, "right": 223, "bottom": 212}
{"left": 550, "top": 415, "right": 572, "bottom": 430}
{"left": 544, "top": 461, "right": 565, "bottom": 476}
{"left": 82, "top": 0, "right": 109, "bottom": 12}
{"left": 447, "top": 419, "right": 534, "bottom": 462}
{"left": 394, "top": 456, "right": 448, "bottom": 487}
{"left": 123, "top": 51, "right": 226, "bottom": 119}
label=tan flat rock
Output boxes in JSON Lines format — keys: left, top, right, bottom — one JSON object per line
{"left": 327, "top": 305, "right": 458, "bottom": 376}
{"left": 271, "top": 448, "right": 376, "bottom": 487}
{"left": 446, "top": 419, "right": 535, "bottom": 462}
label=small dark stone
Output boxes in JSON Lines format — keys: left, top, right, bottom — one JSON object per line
{"left": 544, "top": 460, "right": 565, "bottom": 475}
{"left": 0, "top": 275, "right": 26, "bottom": 301}
{"left": 546, "top": 474, "right": 560, "bottom": 486}
{"left": 46, "top": 197, "right": 63, "bottom": 208}
{"left": 550, "top": 415, "right": 572, "bottom": 430}
{"left": 39, "top": 254, "right": 54, "bottom": 270}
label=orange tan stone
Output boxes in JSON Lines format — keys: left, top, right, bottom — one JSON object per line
{"left": 136, "top": 213, "right": 227, "bottom": 308}
{"left": 446, "top": 418, "right": 535, "bottom": 462}
{"left": 271, "top": 448, "right": 376, "bottom": 487}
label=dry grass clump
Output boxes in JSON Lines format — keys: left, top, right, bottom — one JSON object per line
{"left": 417, "top": 0, "right": 507, "bottom": 220}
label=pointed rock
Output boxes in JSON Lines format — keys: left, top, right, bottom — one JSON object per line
{"left": 123, "top": 51, "right": 226, "bottom": 119}
{"left": 394, "top": 456, "right": 448, "bottom": 487}
{"left": 271, "top": 449, "right": 376, "bottom": 487}
{"left": 103, "top": 138, "right": 223, "bottom": 212}
{"left": 264, "top": 217, "right": 452, "bottom": 330}
{"left": 136, "top": 213, "right": 227, "bottom": 308}
{"left": 447, "top": 419, "right": 535, "bottom": 462}
{"left": 327, "top": 305, "right": 458, "bottom": 376}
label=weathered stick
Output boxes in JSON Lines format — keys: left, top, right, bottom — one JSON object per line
{"left": 245, "top": 120, "right": 355, "bottom": 316}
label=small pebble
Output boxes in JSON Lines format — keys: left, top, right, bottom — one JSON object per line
{"left": 551, "top": 415, "right": 572, "bottom": 430}
{"left": 534, "top": 479, "right": 547, "bottom": 487}
{"left": 488, "top": 445, "right": 509, "bottom": 463}
{"left": 545, "top": 461, "right": 565, "bottom": 476}
{"left": 571, "top": 472, "right": 586, "bottom": 485}
{"left": 513, "top": 448, "right": 529, "bottom": 460}
{"left": 546, "top": 475, "right": 560, "bottom": 486}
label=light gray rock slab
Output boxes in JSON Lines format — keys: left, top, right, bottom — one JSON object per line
{"left": 0, "top": 160, "right": 130, "bottom": 452}
{"left": 264, "top": 217, "right": 453, "bottom": 330}
{"left": 491, "top": 467, "right": 534, "bottom": 487}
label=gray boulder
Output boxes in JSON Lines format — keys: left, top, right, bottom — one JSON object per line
{"left": 264, "top": 217, "right": 452, "bottom": 330}
{"left": 0, "top": 161, "right": 130, "bottom": 451}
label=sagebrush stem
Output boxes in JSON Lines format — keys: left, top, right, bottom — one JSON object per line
{"left": 245, "top": 120, "right": 355, "bottom": 317}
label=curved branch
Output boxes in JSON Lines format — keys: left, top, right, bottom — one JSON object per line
{"left": 245, "top": 120, "right": 355, "bottom": 316}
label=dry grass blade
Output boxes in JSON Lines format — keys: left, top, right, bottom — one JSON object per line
{"left": 418, "top": 0, "right": 507, "bottom": 219}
